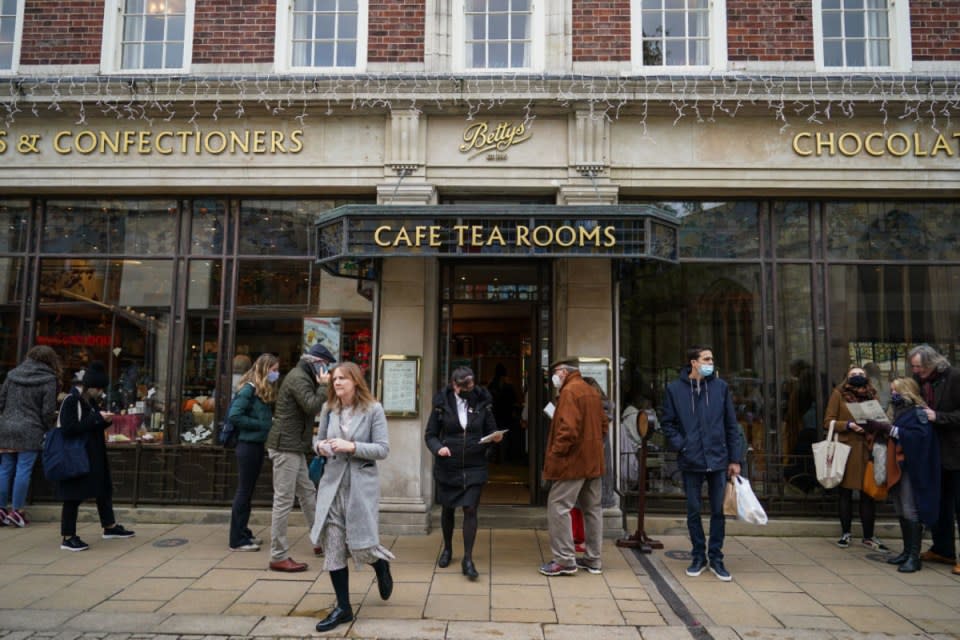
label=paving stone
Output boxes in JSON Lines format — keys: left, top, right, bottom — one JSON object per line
{"left": 247, "top": 617, "right": 322, "bottom": 638}
{"left": 634, "top": 627, "right": 695, "bottom": 640}
{"left": 0, "top": 612, "right": 78, "bottom": 631}
{"left": 158, "top": 615, "right": 260, "bottom": 636}
{"left": 349, "top": 618, "right": 447, "bottom": 640}
{"left": 544, "top": 624, "right": 641, "bottom": 640}
{"left": 446, "top": 621, "right": 543, "bottom": 640}
{"left": 61, "top": 613, "right": 170, "bottom": 634}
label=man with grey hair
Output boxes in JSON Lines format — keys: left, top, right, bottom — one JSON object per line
{"left": 909, "top": 344, "right": 960, "bottom": 576}
{"left": 539, "top": 358, "right": 608, "bottom": 576}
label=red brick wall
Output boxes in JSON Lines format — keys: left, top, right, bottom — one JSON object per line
{"left": 193, "top": 0, "right": 276, "bottom": 64}
{"left": 572, "top": 0, "right": 631, "bottom": 61}
{"left": 368, "top": 1, "right": 424, "bottom": 63}
{"left": 20, "top": 1, "right": 103, "bottom": 65}
{"left": 911, "top": 0, "right": 960, "bottom": 60}
{"left": 727, "top": 0, "right": 813, "bottom": 61}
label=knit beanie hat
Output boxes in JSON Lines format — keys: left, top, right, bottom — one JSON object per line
{"left": 82, "top": 361, "right": 109, "bottom": 389}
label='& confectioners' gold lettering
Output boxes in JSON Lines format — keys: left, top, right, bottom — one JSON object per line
{"left": 46, "top": 128, "right": 304, "bottom": 156}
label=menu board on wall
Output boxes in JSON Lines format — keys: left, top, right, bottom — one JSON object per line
{"left": 578, "top": 358, "right": 612, "bottom": 397}
{"left": 378, "top": 355, "right": 421, "bottom": 417}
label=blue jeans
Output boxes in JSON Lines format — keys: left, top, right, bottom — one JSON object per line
{"left": 0, "top": 450, "right": 39, "bottom": 510}
{"left": 683, "top": 469, "right": 728, "bottom": 563}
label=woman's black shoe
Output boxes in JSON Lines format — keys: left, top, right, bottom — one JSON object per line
{"left": 438, "top": 548, "right": 452, "bottom": 568}
{"left": 315, "top": 605, "right": 353, "bottom": 632}
{"left": 373, "top": 559, "right": 393, "bottom": 600}
{"left": 462, "top": 558, "right": 479, "bottom": 580}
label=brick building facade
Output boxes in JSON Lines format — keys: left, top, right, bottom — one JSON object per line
{"left": 1, "top": 1, "right": 958, "bottom": 527}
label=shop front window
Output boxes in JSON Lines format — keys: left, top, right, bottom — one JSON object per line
{"left": 672, "top": 201, "right": 760, "bottom": 259}
{"left": 827, "top": 264, "right": 960, "bottom": 386}
{"left": 826, "top": 201, "right": 960, "bottom": 261}
{"left": 619, "top": 261, "right": 763, "bottom": 496}
{"left": 180, "top": 259, "right": 223, "bottom": 445}
{"left": 239, "top": 200, "right": 318, "bottom": 256}
{"left": 43, "top": 199, "right": 179, "bottom": 255}
{"left": 0, "top": 200, "right": 29, "bottom": 381}
{"left": 36, "top": 258, "right": 172, "bottom": 445}
{"left": 190, "top": 199, "right": 227, "bottom": 255}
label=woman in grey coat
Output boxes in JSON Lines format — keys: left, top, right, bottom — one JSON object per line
{"left": 309, "top": 361, "right": 393, "bottom": 633}
{"left": 0, "top": 346, "right": 61, "bottom": 527}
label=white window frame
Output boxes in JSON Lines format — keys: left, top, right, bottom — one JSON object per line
{"left": 101, "top": 0, "right": 195, "bottom": 74}
{"left": 451, "top": 0, "right": 544, "bottom": 73}
{"left": 630, "top": 0, "right": 727, "bottom": 73}
{"left": 275, "top": 0, "right": 368, "bottom": 73}
{"left": 0, "top": 0, "right": 25, "bottom": 74}
{"left": 813, "top": 0, "right": 911, "bottom": 72}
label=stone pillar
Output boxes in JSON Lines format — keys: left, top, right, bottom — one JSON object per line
{"left": 379, "top": 109, "right": 437, "bottom": 205}
{"left": 377, "top": 257, "right": 438, "bottom": 534}
{"left": 553, "top": 258, "right": 623, "bottom": 531}
{"left": 559, "top": 108, "right": 618, "bottom": 205}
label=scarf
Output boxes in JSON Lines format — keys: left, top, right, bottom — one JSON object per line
{"left": 839, "top": 381, "right": 877, "bottom": 404}
{"left": 919, "top": 369, "right": 941, "bottom": 407}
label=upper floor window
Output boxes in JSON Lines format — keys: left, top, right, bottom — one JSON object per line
{"left": 452, "top": 0, "right": 544, "bottom": 71}
{"left": 630, "top": 0, "right": 726, "bottom": 71}
{"left": 101, "top": 0, "right": 195, "bottom": 73}
{"left": 275, "top": 0, "right": 367, "bottom": 71}
{"left": 814, "top": 0, "right": 911, "bottom": 70}
{"left": 0, "top": 0, "right": 24, "bottom": 72}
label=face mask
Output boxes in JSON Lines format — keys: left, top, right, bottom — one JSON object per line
{"left": 267, "top": 370, "right": 280, "bottom": 383}
{"left": 891, "top": 392, "right": 904, "bottom": 405}
{"left": 551, "top": 373, "right": 563, "bottom": 388}
{"left": 848, "top": 374, "right": 867, "bottom": 387}
{"left": 699, "top": 364, "right": 715, "bottom": 377}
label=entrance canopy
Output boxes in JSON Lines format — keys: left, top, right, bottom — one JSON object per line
{"left": 315, "top": 204, "right": 680, "bottom": 278}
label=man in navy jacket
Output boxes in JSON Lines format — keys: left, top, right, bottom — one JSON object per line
{"left": 661, "top": 346, "right": 743, "bottom": 581}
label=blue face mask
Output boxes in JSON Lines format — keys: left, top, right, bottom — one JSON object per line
{"left": 891, "top": 392, "right": 904, "bottom": 405}
{"left": 267, "top": 370, "right": 280, "bottom": 383}
{"left": 699, "top": 364, "right": 715, "bottom": 377}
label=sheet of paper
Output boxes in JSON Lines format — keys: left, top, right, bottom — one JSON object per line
{"left": 845, "top": 400, "right": 889, "bottom": 423}
{"left": 543, "top": 402, "right": 555, "bottom": 419}
{"left": 479, "top": 429, "right": 509, "bottom": 444}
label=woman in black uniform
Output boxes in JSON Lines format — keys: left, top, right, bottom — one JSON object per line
{"left": 424, "top": 366, "right": 502, "bottom": 579}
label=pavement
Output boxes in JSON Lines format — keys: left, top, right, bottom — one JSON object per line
{"left": 0, "top": 516, "right": 958, "bottom": 640}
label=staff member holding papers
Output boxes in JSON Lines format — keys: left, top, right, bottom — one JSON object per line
{"left": 823, "top": 365, "right": 889, "bottom": 551}
{"left": 424, "top": 366, "right": 502, "bottom": 580}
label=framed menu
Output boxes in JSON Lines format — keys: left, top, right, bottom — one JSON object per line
{"left": 577, "top": 357, "right": 612, "bottom": 397}
{"left": 378, "top": 355, "right": 421, "bottom": 417}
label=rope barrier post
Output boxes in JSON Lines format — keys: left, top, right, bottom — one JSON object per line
{"left": 616, "top": 433, "right": 663, "bottom": 552}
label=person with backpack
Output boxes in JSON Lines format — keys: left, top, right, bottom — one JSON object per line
{"left": 228, "top": 353, "right": 280, "bottom": 552}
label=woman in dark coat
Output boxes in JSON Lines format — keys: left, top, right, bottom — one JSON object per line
{"left": 864, "top": 377, "right": 941, "bottom": 573}
{"left": 228, "top": 353, "right": 279, "bottom": 551}
{"left": 424, "top": 366, "right": 502, "bottom": 579}
{"left": 58, "top": 362, "right": 135, "bottom": 551}
{"left": 0, "top": 345, "right": 61, "bottom": 527}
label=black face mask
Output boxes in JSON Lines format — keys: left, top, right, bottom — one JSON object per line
{"left": 848, "top": 374, "right": 868, "bottom": 387}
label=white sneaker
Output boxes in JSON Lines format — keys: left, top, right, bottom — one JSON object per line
{"left": 231, "top": 542, "right": 261, "bottom": 552}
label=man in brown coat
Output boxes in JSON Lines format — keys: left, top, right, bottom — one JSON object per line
{"left": 539, "top": 358, "right": 609, "bottom": 576}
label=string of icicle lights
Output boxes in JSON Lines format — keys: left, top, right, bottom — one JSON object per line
{"left": 3, "top": 73, "right": 960, "bottom": 135}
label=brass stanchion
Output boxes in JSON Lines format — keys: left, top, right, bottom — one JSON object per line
{"left": 616, "top": 434, "right": 663, "bottom": 552}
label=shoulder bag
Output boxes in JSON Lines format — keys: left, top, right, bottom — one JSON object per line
{"left": 42, "top": 398, "right": 90, "bottom": 481}
{"left": 812, "top": 419, "right": 851, "bottom": 489}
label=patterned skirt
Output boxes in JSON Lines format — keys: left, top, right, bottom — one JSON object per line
{"left": 320, "top": 469, "right": 395, "bottom": 572}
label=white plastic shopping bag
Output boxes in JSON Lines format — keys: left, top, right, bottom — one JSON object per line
{"left": 812, "top": 419, "right": 851, "bottom": 489}
{"left": 733, "top": 475, "right": 767, "bottom": 525}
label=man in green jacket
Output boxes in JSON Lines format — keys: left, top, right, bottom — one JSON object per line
{"left": 266, "top": 344, "right": 333, "bottom": 572}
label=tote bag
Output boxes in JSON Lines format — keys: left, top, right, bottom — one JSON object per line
{"left": 812, "top": 420, "right": 851, "bottom": 489}
{"left": 42, "top": 398, "right": 89, "bottom": 481}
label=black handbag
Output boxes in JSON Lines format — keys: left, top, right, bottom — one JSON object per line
{"left": 42, "top": 399, "right": 90, "bottom": 481}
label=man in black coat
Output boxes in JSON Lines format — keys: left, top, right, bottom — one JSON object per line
{"left": 909, "top": 344, "right": 960, "bottom": 575}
